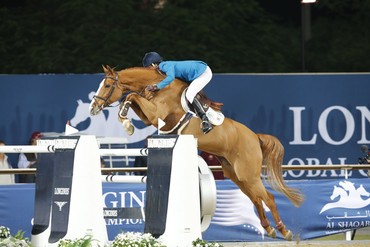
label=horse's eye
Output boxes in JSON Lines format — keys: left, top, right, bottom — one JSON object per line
{"left": 105, "top": 84, "right": 111, "bottom": 88}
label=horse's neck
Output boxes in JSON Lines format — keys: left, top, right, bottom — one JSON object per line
{"left": 119, "top": 68, "right": 165, "bottom": 91}
{"left": 120, "top": 68, "right": 189, "bottom": 129}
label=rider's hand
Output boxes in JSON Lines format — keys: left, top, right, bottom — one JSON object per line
{"left": 145, "top": 84, "right": 159, "bottom": 92}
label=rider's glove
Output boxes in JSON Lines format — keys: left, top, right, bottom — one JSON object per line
{"left": 146, "top": 84, "right": 159, "bottom": 92}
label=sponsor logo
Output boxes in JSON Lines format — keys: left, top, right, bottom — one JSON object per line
{"left": 320, "top": 181, "right": 370, "bottom": 214}
{"left": 320, "top": 180, "right": 370, "bottom": 234}
{"left": 105, "top": 218, "right": 145, "bottom": 226}
{"left": 54, "top": 187, "right": 70, "bottom": 195}
{"left": 54, "top": 139, "right": 78, "bottom": 149}
{"left": 285, "top": 105, "right": 370, "bottom": 179}
{"left": 54, "top": 201, "right": 68, "bottom": 211}
{"left": 104, "top": 210, "right": 118, "bottom": 217}
{"left": 103, "top": 190, "right": 146, "bottom": 226}
{"left": 37, "top": 139, "right": 77, "bottom": 149}
{"left": 148, "top": 138, "right": 176, "bottom": 148}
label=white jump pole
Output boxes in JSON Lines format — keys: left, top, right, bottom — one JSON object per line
{"left": 101, "top": 175, "right": 147, "bottom": 183}
{"left": 0, "top": 145, "right": 55, "bottom": 153}
{"left": 0, "top": 146, "right": 147, "bottom": 156}
{"left": 99, "top": 148, "right": 147, "bottom": 156}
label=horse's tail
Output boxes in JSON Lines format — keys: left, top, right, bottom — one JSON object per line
{"left": 257, "top": 133, "right": 304, "bottom": 207}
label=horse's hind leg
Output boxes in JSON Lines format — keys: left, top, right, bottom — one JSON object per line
{"left": 242, "top": 182, "right": 293, "bottom": 240}
{"left": 219, "top": 158, "right": 277, "bottom": 238}
{"left": 262, "top": 189, "right": 293, "bottom": 240}
{"left": 237, "top": 182, "right": 278, "bottom": 239}
{"left": 221, "top": 160, "right": 292, "bottom": 240}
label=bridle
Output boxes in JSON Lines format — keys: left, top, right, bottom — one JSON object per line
{"left": 92, "top": 69, "right": 152, "bottom": 112}
{"left": 92, "top": 72, "right": 126, "bottom": 110}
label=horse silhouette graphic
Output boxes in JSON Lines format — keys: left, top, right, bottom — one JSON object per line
{"left": 320, "top": 181, "right": 370, "bottom": 214}
{"left": 70, "top": 92, "right": 156, "bottom": 143}
{"left": 211, "top": 189, "right": 266, "bottom": 239}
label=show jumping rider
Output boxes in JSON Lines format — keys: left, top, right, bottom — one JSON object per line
{"left": 142, "top": 51, "right": 213, "bottom": 134}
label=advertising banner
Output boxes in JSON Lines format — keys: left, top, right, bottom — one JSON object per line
{"left": 0, "top": 73, "right": 369, "bottom": 179}
{"left": 1, "top": 178, "right": 370, "bottom": 241}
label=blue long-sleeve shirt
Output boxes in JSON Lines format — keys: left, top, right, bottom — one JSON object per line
{"left": 156, "top": 60, "right": 207, "bottom": 89}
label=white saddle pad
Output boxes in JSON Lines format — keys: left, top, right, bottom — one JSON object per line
{"left": 180, "top": 89, "right": 224, "bottom": 126}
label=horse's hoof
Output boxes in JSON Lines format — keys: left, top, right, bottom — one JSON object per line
{"left": 127, "top": 125, "right": 135, "bottom": 135}
{"left": 267, "top": 227, "right": 276, "bottom": 238}
{"left": 284, "top": 230, "right": 293, "bottom": 241}
{"left": 122, "top": 120, "right": 135, "bottom": 135}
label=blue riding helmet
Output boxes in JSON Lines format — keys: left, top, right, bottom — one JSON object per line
{"left": 142, "top": 52, "right": 163, "bottom": 67}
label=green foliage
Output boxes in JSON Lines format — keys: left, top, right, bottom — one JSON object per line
{"left": 58, "top": 235, "right": 98, "bottom": 247}
{"left": 192, "top": 238, "right": 224, "bottom": 247}
{"left": 308, "top": 1, "right": 370, "bottom": 72}
{"left": 0, "top": 0, "right": 369, "bottom": 73}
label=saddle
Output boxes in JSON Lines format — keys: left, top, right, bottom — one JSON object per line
{"left": 192, "top": 90, "right": 224, "bottom": 112}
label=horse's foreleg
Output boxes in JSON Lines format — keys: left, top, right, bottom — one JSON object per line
{"left": 118, "top": 101, "right": 135, "bottom": 135}
{"left": 129, "top": 95, "right": 161, "bottom": 125}
{"left": 120, "top": 94, "right": 160, "bottom": 127}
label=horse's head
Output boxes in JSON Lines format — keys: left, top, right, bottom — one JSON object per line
{"left": 90, "top": 65, "right": 123, "bottom": 115}
{"left": 90, "top": 65, "right": 163, "bottom": 116}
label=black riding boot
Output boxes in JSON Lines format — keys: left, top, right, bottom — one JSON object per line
{"left": 192, "top": 98, "right": 213, "bottom": 134}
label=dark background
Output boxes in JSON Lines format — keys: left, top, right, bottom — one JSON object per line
{"left": 1, "top": 0, "right": 369, "bottom": 74}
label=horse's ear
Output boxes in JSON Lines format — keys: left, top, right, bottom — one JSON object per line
{"left": 102, "top": 65, "right": 114, "bottom": 75}
{"left": 102, "top": 65, "right": 108, "bottom": 74}
{"left": 106, "top": 65, "right": 113, "bottom": 72}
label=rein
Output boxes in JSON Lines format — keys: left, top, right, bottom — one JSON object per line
{"left": 93, "top": 68, "right": 154, "bottom": 114}
{"left": 93, "top": 72, "right": 145, "bottom": 108}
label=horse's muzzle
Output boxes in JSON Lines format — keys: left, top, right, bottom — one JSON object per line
{"left": 89, "top": 102, "right": 102, "bottom": 116}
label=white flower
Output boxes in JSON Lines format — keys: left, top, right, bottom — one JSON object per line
{"left": 0, "top": 226, "right": 10, "bottom": 239}
{"left": 112, "top": 232, "right": 165, "bottom": 247}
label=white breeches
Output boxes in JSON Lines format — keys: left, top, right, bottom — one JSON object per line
{"left": 185, "top": 66, "right": 212, "bottom": 103}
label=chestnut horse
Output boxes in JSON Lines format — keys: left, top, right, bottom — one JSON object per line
{"left": 90, "top": 65, "right": 303, "bottom": 240}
